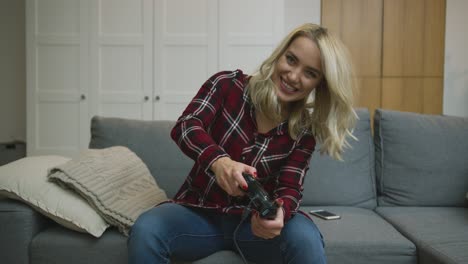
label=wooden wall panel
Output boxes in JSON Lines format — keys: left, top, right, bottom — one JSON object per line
{"left": 322, "top": 0, "right": 445, "bottom": 116}
{"left": 322, "top": 0, "right": 382, "bottom": 77}
{"left": 423, "top": 78, "right": 443, "bottom": 114}
{"left": 356, "top": 77, "right": 381, "bottom": 115}
{"left": 383, "top": 0, "right": 425, "bottom": 77}
{"left": 321, "top": 0, "right": 383, "bottom": 116}
{"left": 382, "top": 77, "right": 443, "bottom": 114}
{"left": 341, "top": 0, "right": 382, "bottom": 77}
{"left": 382, "top": 78, "right": 424, "bottom": 112}
{"left": 321, "top": 0, "right": 342, "bottom": 36}
{"left": 424, "top": 0, "right": 446, "bottom": 76}
{"left": 383, "top": 0, "right": 445, "bottom": 78}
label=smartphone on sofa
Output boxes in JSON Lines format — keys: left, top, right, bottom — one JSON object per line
{"left": 309, "top": 209, "right": 341, "bottom": 220}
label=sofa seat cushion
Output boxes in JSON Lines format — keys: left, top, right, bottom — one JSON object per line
{"left": 31, "top": 227, "right": 127, "bottom": 264}
{"left": 30, "top": 226, "right": 246, "bottom": 264}
{"left": 30, "top": 207, "right": 416, "bottom": 264}
{"left": 376, "top": 206, "right": 468, "bottom": 264}
{"left": 301, "top": 206, "right": 416, "bottom": 264}
{"left": 0, "top": 199, "right": 50, "bottom": 264}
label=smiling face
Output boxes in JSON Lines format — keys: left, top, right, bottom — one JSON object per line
{"left": 271, "top": 35, "right": 323, "bottom": 106}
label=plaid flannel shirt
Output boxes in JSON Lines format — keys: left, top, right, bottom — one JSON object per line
{"left": 170, "top": 70, "right": 316, "bottom": 222}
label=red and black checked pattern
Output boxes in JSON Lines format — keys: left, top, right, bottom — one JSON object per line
{"left": 170, "top": 70, "right": 316, "bottom": 222}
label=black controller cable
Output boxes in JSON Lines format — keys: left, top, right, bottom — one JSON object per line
{"left": 233, "top": 173, "right": 279, "bottom": 264}
{"left": 233, "top": 200, "right": 254, "bottom": 264}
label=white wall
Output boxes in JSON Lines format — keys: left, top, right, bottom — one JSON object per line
{"left": 443, "top": 0, "right": 468, "bottom": 117}
{"left": 0, "top": 0, "right": 26, "bottom": 143}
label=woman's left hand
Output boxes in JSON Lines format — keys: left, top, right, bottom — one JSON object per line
{"left": 251, "top": 199, "right": 284, "bottom": 239}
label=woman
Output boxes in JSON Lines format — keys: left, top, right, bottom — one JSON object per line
{"left": 128, "top": 23, "right": 356, "bottom": 264}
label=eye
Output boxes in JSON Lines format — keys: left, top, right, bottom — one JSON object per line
{"left": 285, "top": 54, "right": 296, "bottom": 65}
{"left": 305, "top": 70, "right": 318, "bottom": 79}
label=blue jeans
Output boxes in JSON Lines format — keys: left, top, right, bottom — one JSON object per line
{"left": 128, "top": 203, "right": 326, "bottom": 264}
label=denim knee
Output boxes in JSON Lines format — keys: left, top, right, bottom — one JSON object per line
{"left": 130, "top": 209, "right": 159, "bottom": 239}
{"left": 128, "top": 208, "right": 172, "bottom": 263}
{"left": 279, "top": 213, "right": 326, "bottom": 264}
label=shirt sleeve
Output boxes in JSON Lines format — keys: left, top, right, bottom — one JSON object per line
{"left": 170, "top": 71, "right": 234, "bottom": 172}
{"left": 274, "top": 133, "right": 315, "bottom": 222}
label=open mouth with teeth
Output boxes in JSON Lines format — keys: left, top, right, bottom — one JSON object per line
{"left": 279, "top": 77, "right": 299, "bottom": 95}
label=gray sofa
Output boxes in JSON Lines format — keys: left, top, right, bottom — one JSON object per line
{"left": 1, "top": 108, "right": 468, "bottom": 264}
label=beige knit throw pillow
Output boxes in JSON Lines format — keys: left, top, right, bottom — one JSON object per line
{"left": 48, "top": 146, "right": 168, "bottom": 236}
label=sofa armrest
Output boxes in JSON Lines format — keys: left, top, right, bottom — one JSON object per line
{"left": 0, "top": 198, "right": 51, "bottom": 264}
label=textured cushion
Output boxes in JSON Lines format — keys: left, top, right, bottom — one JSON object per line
{"left": 48, "top": 146, "right": 168, "bottom": 235}
{"left": 376, "top": 207, "right": 468, "bottom": 264}
{"left": 374, "top": 109, "right": 468, "bottom": 206}
{"left": 302, "top": 108, "right": 376, "bottom": 209}
{"left": 0, "top": 156, "right": 109, "bottom": 237}
{"left": 302, "top": 206, "right": 416, "bottom": 264}
{"left": 89, "top": 116, "right": 193, "bottom": 198}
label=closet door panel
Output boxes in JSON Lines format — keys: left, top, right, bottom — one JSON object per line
{"left": 35, "top": 45, "right": 81, "bottom": 150}
{"left": 90, "top": 0, "right": 153, "bottom": 120}
{"left": 153, "top": 0, "right": 217, "bottom": 120}
{"left": 218, "top": 0, "right": 284, "bottom": 74}
{"left": 27, "top": 0, "right": 292, "bottom": 158}
{"left": 162, "top": 46, "right": 210, "bottom": 120}
{"left": 27, "top": 0, "right": 89, "bottom": 157}
{"left": 37, "top": 103, "right": 80, "bottom": 149}
{"left": 99, "top": 0, "right": 142, "bottom": 34}
{"left": 97, "top": 46, "right": 145, "bottom": 119}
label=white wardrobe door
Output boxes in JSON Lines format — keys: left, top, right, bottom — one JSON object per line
{"left": 90, "top": 0, "right": 154, "bottom": 120}
{"left": 153, "top": 0, "right": 218, "bottom": 120}
{"left": 218, "top": 0, "right": 284, "bottom": 75}
{"left": 26, "top": 0, "right": 89, "bottom": 157}
{"left": 153, "top": 0, "right": 284, "bottom": 121}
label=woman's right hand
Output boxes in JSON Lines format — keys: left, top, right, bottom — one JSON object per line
{"left": 210, "top": 157, "right": 257, "bottom": 197}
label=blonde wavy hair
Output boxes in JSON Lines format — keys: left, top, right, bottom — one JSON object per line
{"left": 248, "top": 23, "right": 357, "bottom": 160}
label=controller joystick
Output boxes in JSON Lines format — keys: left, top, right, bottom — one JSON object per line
{"left": 241, "top": 173, "right": 278, "bottom": 219}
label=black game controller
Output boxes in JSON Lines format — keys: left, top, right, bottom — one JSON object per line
{"left": 241, "top": 173, "right": 278, "bottom": 219}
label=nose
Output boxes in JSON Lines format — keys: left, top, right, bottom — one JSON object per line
{"left": 288, "top": 68, "right": 300, "bottom": 84}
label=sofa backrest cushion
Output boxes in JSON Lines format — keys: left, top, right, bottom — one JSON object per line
{"left": 89, "top": 117, "right": 192, "bottom": 198}
{"left": 374, "top": 109, "right": 468, "bottom": 206}
{"left": 90, "top": 110, "right": 377, "bottom": 209}
{"left": 301, "top": 108, "right": 377, "bottom": 209}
